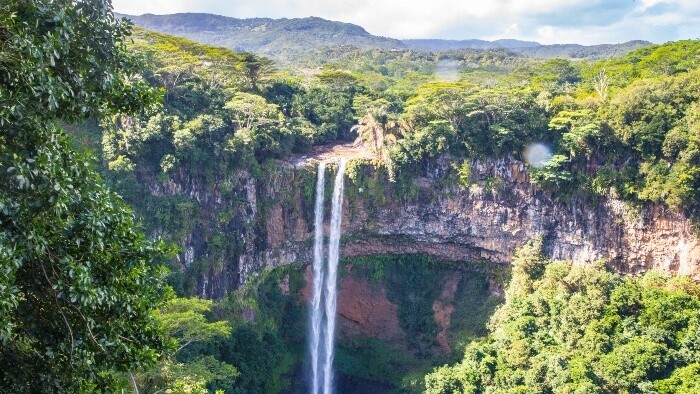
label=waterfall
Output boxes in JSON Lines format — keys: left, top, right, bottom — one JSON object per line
{"left": 309, "top": 162, "right": 326, "bottom": 394}
{"left": 309, "top": 159, "right": 347, "bottom": 394}
{"left": 323, "top": 158, "right": 346, "bottom": 394}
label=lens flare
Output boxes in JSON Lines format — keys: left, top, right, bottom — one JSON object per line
{"left": 524, "top": 143, "right": 552, "bottom": 168}
{"left": 435, "top": 59, "right": 461, "bottom": 82}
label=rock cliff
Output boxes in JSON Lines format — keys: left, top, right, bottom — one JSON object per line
{"left": 157, "top": 156, "right": 700, "bottom": 298}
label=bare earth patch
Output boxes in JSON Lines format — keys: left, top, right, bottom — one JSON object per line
{"left": 432, "top": 273, "right": 462, "bottom": 353}
{"left": 282, "top": 142, "right": 374, "bottom": 168}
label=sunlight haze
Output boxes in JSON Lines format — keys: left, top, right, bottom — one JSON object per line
{"left": 113, "top": 0, "right": 700, "bottom": 44}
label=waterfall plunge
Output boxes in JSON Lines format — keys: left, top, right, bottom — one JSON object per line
{"left": 309, "top": 162, "right": 326, "bottom": 394}
{"left": 309, "top": 159, "right": 347, "bottom": 394}
{"left": 323, "top": 158, "right": 346, "bottom": 394}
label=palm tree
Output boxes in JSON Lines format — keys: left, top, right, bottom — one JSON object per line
{"left": 352, "top": 105, "right": 402, "bottom": 179}
{"left": 353, "top": 106, "right": 403, "bottom": 157}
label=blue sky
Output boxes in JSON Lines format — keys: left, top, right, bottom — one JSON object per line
{"left": 112, "top": 0, "right": 700, "bottom": 45}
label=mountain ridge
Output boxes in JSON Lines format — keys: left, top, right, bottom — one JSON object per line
{"left": 118, "top": 12, "right": 653, "bottom": 59}
{"left": 118, "top": 12, "right": 405, "bottom": 55}
{"left": 402, "top": 38, "right": 542, "bottom": 51}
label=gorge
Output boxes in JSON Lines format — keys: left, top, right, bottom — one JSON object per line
{"left": 134, "top": 151, "right": 700, "bottom": 391}
{"left": 10, "top": 5, "right": 700, "bottom": 391}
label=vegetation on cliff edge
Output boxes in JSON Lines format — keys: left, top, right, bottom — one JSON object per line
{"left": 425, "top": 239, "right": 700, "bottom": 394}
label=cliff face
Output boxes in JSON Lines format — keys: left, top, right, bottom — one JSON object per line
{"left": 156, "top": 156, "right": 700, "bottom": 298}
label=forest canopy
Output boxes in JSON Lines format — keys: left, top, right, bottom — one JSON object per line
{"left": 425, "top": 240, "right": 700, "bottom": 394}
{"left": 96, "top": 28, "right": 700, "bottom": 222}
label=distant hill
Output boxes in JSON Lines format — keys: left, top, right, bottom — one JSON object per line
{"left": 119, "top": 13, "right": 405, "bottom": 56}
{"left": 403, "top": 38, "right": 651, "bottom": 59}
{"left": 512, "top": 40, "right": 653, "bottom": 59}
{"left": 120, "top": 13, "right": 652, "bottom": 60}
{"left": 402, "top": 38, "right": 541, "bottom": 51}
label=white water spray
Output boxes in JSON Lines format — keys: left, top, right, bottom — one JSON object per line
{"left": 309, "top": 162, "right": 326, "bottom": 394}
{"left": 309, "top": 159, "right": 347, "bottom": 394}
{"left": 323, "top": 158, "right": 346, "bottom": 394}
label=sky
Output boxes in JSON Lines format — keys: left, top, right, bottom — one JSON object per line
{"left": 112, "top": 0, "right": 700, "bottom": 45}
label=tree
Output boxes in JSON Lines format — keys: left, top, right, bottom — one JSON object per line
{"left": 351, "top": 101, "right": 401, "bottom": 178}
{"left": 593, "top": 68, "right": 610, "bottom": 100}
{"left": 133, "top": 298, "right": 236, "bottom": 394}
{"left": 0, "top": 1, "right": 170, "bottom": 391}
{"left": 353, "top": 104, "right": 393, "bottom": 161}
{"left": 224, "top": 92, "right": 295, "bottom": 160}
{"left": 225, "top": 92, "right": 281, "bottom": 131}
{"left": 548, "top": 109, "right": 602, "bottom": 159}
{"left": 424, "top": 244, "right": 700, "bottom": 394}
{"left": 533, "top": 58, "right": 581, "bottom": 87}
{"left": 238, "top": 53, "right": 276, "bottom": 92}
{"left": 316, "top": 67, "right": 361, "bottom": 90}
{"left": 157, "top": 298, "right": 232, "bottom": 353}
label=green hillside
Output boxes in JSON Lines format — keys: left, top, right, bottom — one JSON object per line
{"left": 404, "top": 39, "right": 651, "bottom": 60}
{"left": 121, "top": 13, "right": 652, "bottom": 62}
{"left": 119, "top": 13, "right": 405, "bottom": 58}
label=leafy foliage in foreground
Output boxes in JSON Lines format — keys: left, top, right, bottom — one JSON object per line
{"left": 425, "top": 240, "right": 700, "bottom": 394}
{"left": 0, "top": 0, "right": 170, "bottom": 391}
{"left": 132, "top": 298, "right": 237, "bottom": 394}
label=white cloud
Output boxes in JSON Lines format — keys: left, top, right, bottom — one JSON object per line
{"left": 112, "top": 0, "right": 700, "bottom": 44}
